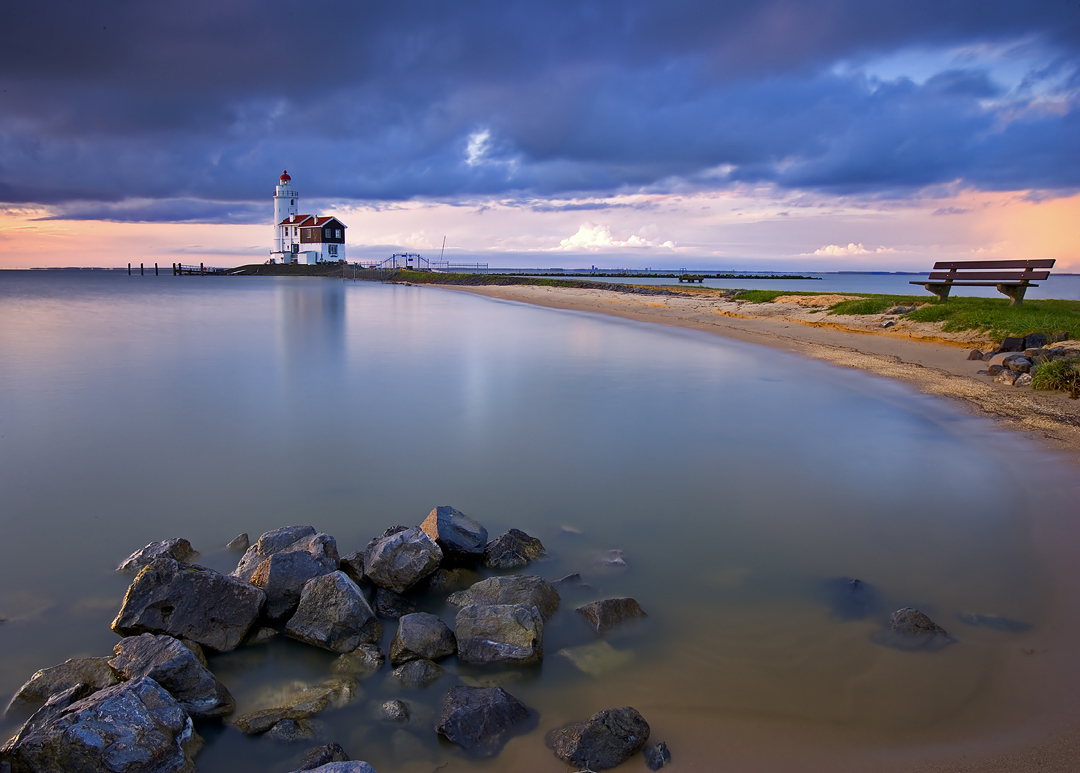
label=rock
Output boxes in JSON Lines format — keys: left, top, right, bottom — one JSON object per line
{"left": 233, "top": 525, "right": 317, "bottom": 582}
{"left": 117, "top": 539, "right": 198, "bottom": 573}
{"left": 389, "top": 659, "right": 444, "bottom": 688}
{"left": 364, "top": 527, "right": 442, "bottom": 594}
{"left": 293, "top": 763, "right": 376, "bottom": 773}
{"left": 966, "top": 349, "right": 984, "bottom": 361}
{"left": 232, "top": 679, "right": 358, "bottom": 734}
{"left": 226, "top": 533, "right": 249, "bottom": 551}
{"left": 246, "top": 627, "right": 278, "bottom": 646}
{"left": 986, "top": 364, "right": 1004, "bottom": 377}
{"left": 644, "top": 741, "right": 672, "bottom": 770}
{"left": 285, "top": 572, "right": 382, "bottom": 654}
{"left": 380, "top": 700, "right": 409, "bottom": 723}
{"left": 434, "top": 685, "right": 531, "bottom": 758}
{"left": 546, "top": 706, "right": 650, "bottom": 771}
{"left": 995, "top": 368, "right": 1021, "bottom": 385}
{"left": 886, "top": 305, "right": 914, "bottom": 315}
{"left": 552, "top": 573, "right": 586, "bottom": 591}
{"left": 871, "top": 607, "right": 954, "bottom": 652}
{"left": 297, "top": 742, "right": 350, "bottom": 770}
{"left": 270, "top": 718, "right": 318, "bottom": 743}
{"left": 556, "top": 641, "right": 635, "bottom": 677}
{"left": 420, "top": 506, "right": 488, "bottom": 564}
{"left": 388, "top": 613, "right": 456, "bottom": 665}
{"left": 595, "top": 549, "right": 628, "bottom": 570}
{"left": 249, "top": 532, "right": 340, "bottom": 620}
{"left": 576, "top": 598, "right": 648, "bottom": 634}
{"left": 424, "top": 567, "right": 480, "bottom": 594}
{"left": 455, "top": 604, "right": 544, "bottom": 665}
{"left": 483, "top": 529, "right": 547, "bottom": 570}
{"left": 3, "top": 677, "right": 200, "bottom": 773}
{"left": 1052, "top": 330, "right": 1070, "bottom": 343}
{"left": 374, "top": 588, "right": 415, "bottom": 619}
{"left": 821, "top": 577, "right": 881, "bottom": 621}
{"left": 109, "top": 633, "right": 234, "bottom": 720}
{"left": 2, "top": 684, "right": 93, "bottom": 757}
{"left": 956, "top": 612, "right": 1033, "bottom": 632}
{"left": 1000, "top": 336, "right": 1026, "bottom": 352}
{"left": 112, "top": 558, "right": 266, "bottom": 653}
{"left": 1025, "top": 348, "right": 1050, "bottom": 359}
{"left": 338, "top": 551, "right": 366, "bottom": 585}
{"left": 1004, "top": 355, "right": 1033, "bottom": 372}
{"left": 5, "top": 657, "right": 119, "bottom": 716}
{"left": 1015, "top": 373, "right": 1034, "bottom": 387}
{"left": 1024, "top": 333, "right": 1047, "bottom": 349}
{"left": 881, "top": 320, "right": 895, "bottom": 329}
{"left": 331, "top": 644, "right": 384, "bottom": 678}
{"left": 448, "top": 575, "right": 560, "bottom": 619}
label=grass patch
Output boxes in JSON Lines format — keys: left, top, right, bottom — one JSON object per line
{"left": 827, "top": 294, "right": 926, "bottom": 315}
{"left": 1031, "top": 358, "right": 1080, "bottom": 398}
{"left": 733, "top": 290, "right": 831, "bottom": 303}
{"left": 904, "top": 297, "right": 1080, "bottom": 341}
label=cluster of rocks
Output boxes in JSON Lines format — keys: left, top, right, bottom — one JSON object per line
{"left": 966, "top": 333, "right": 1079, "bottom": 388}
{"left": 1, "top": 506, "right": 663, "bottom": 773}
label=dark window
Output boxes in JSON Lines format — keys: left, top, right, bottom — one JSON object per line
{"left": 290, "top": 199, "right": 294, "bottom": 205}
{"left": 335, "top": 229, "right": 342, "bottom": 238}
{"left": 324, "top": 228, "right": 331, "bottom": 238}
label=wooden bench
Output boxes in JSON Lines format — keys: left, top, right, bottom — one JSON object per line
{"left": 910, "top": 259, "right": 1055, "bottom": 306}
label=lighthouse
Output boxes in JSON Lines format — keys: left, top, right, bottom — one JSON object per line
{"left": 270, "top": 171, "right": 347, "bottom": 265}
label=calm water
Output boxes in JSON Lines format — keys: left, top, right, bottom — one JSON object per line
{"left": 0, "top": 271, "right": 1076, "bottom": 772}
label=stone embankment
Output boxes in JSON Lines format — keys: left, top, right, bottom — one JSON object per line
{"left": 0, "top": 506, "right": 662, "bottom": 773}
{"left": 965, "top": 335, "right": 1080, "bottom": 390}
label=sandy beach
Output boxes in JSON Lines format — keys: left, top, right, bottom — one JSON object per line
{"left": 436, "top": 281, "right": 1080, "bottom": 773}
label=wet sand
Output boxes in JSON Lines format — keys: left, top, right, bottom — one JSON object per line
{"left": 437, "top": 281, "right": 1080, "bottom": 772}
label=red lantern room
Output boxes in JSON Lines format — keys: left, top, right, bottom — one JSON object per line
{"left": 279, "top": 170, "right": 291, "bottom": 182}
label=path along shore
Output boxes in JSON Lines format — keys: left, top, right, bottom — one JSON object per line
{"left": 439, "top": 283, "right": 1080, "bottom": 468}
{"left": 438, "top": 283, "right": 1080, "bottom": 773}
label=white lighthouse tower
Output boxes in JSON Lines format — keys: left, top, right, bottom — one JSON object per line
{"left": 271, "top": 170, "right": 299, "bottom": 263}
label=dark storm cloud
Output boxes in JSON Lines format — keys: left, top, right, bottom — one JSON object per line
{"left": 1, "top": 0, "right": 1077, "bottom": 221}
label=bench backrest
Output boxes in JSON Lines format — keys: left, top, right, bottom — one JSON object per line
{"left": 929, "top": 259, "right": 1054, "bottom": 283}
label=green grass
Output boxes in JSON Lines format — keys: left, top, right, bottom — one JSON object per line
{"left": 828, "top": 294, "right": 926, "bottom": 315}
{"left": 1031, "top": 358, "right": 1080, "bottom": 398}
{"left": 732, "top": 290, "right": 830, "bottom": 303}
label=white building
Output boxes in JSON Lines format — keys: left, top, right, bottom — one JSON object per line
{"left": 270, "top": 171, "right": 347, "bottom": 265}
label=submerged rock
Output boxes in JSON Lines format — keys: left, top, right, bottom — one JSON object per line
{"left": 448, "top": 575, "right": 560, "bottom": 619}
{"left": 483, "top": 529, "right": 546, "bottom": 570}
{"left": 388, "top": 613, "right": 456, "bottom": 665}
{"left": 455, "top": 604, "right": 544, "bottom": 665}
{"left": 374, "top": 588, "right": 415, "bottom": 619}
{"left": 576, "top": 598, "right": 647, "bottom": 634}
{"left": 872, "top": 607, "right": 954, "bottom": 652}
{"left": 232, "top": 679, "right": 358, "bottom": 735}
{"left": 379, "top": 699, "right": 410, "bottom": 723}
{"left": 112, "top": 558, "right": 266, "bottom": 652}
{"left": 109, "top": 633, "right": 234, "bottom": 719}
{"left": 226, "top": 533, "right": 249, "bottom": 552}
{"left": 425, "top": 567, "right": 480, "bottom": 594}
{"left": 3, "top": 677, "right": 200, "bottom": 773}
{"left": 249, "top": 532, "right": 340, "bottom": 621}
{"left": 296, "top": 742, "right": 350, "bottom": 770}
{"left": 644, "top": 741, "right": 672, "bottom": 771}
{"left": 420, "top": 506, "right": 488, "bottom": 564}
{"left": 545, "top": 706, "right": 650, "bottom": 771}
{"left": 821, "top": 577, "right": 881, "bottom": 621}
{"left": 364, "top": 527, "right": 442, "bottom": 594}
{"left": 556, "top": 641, "right": 634, "bottom": 677}
{"left": 331, "top": 644, "right": 385, "bottom": 678}
{"left": 389, "top": 659, "right": 444, "bottom": 688}
{"left": 117, "top": 539, "right": 198, "bottom": 574}
{"left": 956, "top": 612, "right": 1033, "bottom": 633}
{"left": 434, "top": 685, "right": 531, "bottom": 758}
{"left": 269, "top": 718, "right": 319, "bottom": 743}
{"left": 594, "top": 549, "right": 628, "bottom": 570}
{"left": 5, "top": 657, "right": 119, "bottom": 716}
{"left": 285, "top": 572, "right": 382, "bottom": 654}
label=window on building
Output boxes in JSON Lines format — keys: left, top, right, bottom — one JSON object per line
{"left": 324, "top": 228, "right": 331, "bottom": 238}
{"left": 335, "top": 229, "right": 342, "bottom": 239}
{"left": 328, "top": 244, "right": 338, "bottom": 256}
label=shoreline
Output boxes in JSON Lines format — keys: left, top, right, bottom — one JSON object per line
{"left": 437, "top": 282, "right": 1080, "bottom": 467}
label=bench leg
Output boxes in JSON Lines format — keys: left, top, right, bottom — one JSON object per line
{"left": 998, "top": 284, "right": 1027, "bottom": 307}
{"left": 926, "top": 283, "right": 951, "bottom": 302}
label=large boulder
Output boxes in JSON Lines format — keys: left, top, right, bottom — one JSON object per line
{"left": 5, "top": 657, "right": 119, "bottom": 716}
{"left": 248, "top": 532, "right": 340, "bottom": 620}
{"left": 434, "top": 685, "right": 531, "bottom": 758}
{"left": 232, "top": 679, "right": 358, "bottom": 735}
{"left": 388, "top": 613, "right": 456, "bottom": 665}
{"left": 285, "top": 572, "right": 382, "bottom": 654}
{"left": 289, "top": 764, "right": 377, "bottom": 773}
{"left": 233, "top": 525, "right": 317, "bottom": 581}
{"left": 482, "top": 529, "right": 546, "bottom": 570}
{"left": 363, "top": 527, "right": 442, "bottom": 594}
{"left": 576, "top": 598, "right": 648, "bottom": 634}
{"left": 420, "top": 506, "right": 488, "bottom": 564}
{"left": 872, "top": 607, "right": 954, "bottom": 651}
{"left": 117, "top": 539, "right": 198, "bottom": 574}
{"left": 447, "top": 575, "right": 560, "bottom": 619}
{"left": 112, "top": 559, "right": 266, "bottom": 653}
{"left": 108, "top": 633, "right": 234, "bottom": 719}
{"left": 2, "top": 677, "right": 200, "bottom": 773}
{"left": 546, "top": 707, "right": 650, "bottom": 771}
{"left": 455, "top": 604, "right": 544, "bottom": 665}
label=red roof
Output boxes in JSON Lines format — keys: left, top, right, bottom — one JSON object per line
{"left": 278, "top": 214, "right": 346, "bottom": 229}
{"left": 279, "top": 170, "right": 291, "bottom": 182}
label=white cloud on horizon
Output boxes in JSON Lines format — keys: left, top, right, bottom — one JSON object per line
{"left": 555, "top": 223, "right": 677, "bottom": 252}
{"left": 813, "top": 242, "right": 896, "bottom": 256}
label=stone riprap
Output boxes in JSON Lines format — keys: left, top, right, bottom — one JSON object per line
{"left": 576, "top": 598, "right": 648, "bottom": 634}
{"left": 117, "top": 539, "right": 199, "bottom": 574}
{"left": 447, "top": 575, "right": 560, "bottom": 619}
{"left": 388, "top": 613, "right": 456, "bottom": 665}
{"left": 483, "top": 529, "right": 546, "bottom": 570}
{"left": 5, "top": 657, "right": 119, "bottom": 716}
{"left": 2, "top": 677, "right": 201, "bottom": 773}
{"left": 420, "top": 506, "right": 488, "bottom": 564}
{"left": 546, "top": 706, "right": 650, "bottom": 771}
{"left": 364, "top": 526, "right": 443, "bottom": 594}
{"left": 112, "top": 559, "right": 266, "bottom": 652}
{"left": 434, "top": 685, "right": 531, "bottom": 758}
{"left": 331, "top": 644, "right": 385, "bottom": 677}
{"left": 296, "top": 743, "right": 350, "bottom": 770}
{"left": 374, "top": 588, "right": 415, "bottom": 619}
{"left": 233, "top": 526, "right": 317, "bottom": 581}
{"left": 285, "top": 572, "right": 382, "bottom": 653}
{"left": 109, "top": 633, "right": 234, "bottom": 719}
{"left": 247, "top": 531, "right": 340, "bottom": 620}
{"left": 455, "top": 604, "right": 544, "bottom": 665}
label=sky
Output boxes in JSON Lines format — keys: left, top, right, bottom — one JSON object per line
{"left": 1, "top": 0, "right": 1078, "bottom": 271}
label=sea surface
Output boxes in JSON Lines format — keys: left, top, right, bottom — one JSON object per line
{"left": 0, "top": 270, "right": 1077, "bottom": 772}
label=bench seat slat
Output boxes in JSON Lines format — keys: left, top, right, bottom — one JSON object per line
{"left": 926, "top": 271, "right": 1050, "bottom": 282}
{"left": 910, "top": 281, "right": 1040, "bottom": 287}
{"left": 933, "top": 259, "right": 1055, "bottom": 270}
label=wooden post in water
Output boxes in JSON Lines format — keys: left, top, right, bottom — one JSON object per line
{"left": 140, "top": 263, "right": 144, "bottom": 276}
{"left": 200, "top": 263, "right": 204, "bottom": 275}
{"left": 154, "top": 263, "right": 158, "bottom": 276}
{"left": 128, "top": 263, "right": 131, "bottom": 275}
